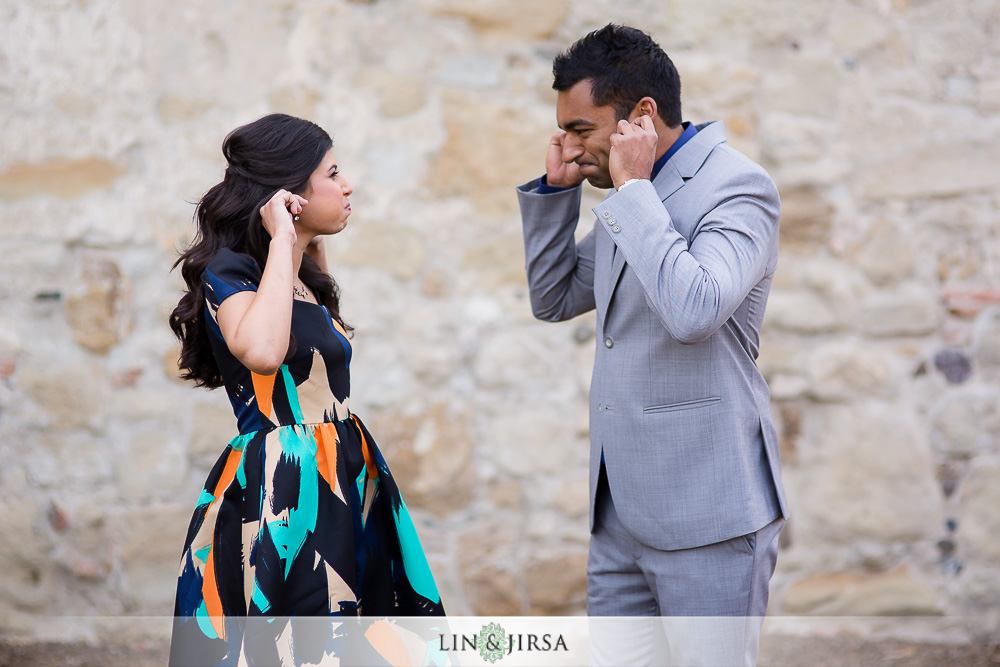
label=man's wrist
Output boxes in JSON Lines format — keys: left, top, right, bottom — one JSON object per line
{"left": 538, "top": 174, "right": 576, "bottom": 194}
{"left": 617, "top": 178, "right": 646, "bottom": 191}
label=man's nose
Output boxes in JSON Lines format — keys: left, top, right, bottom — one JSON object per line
{"left": 562, "top": 136, "right": 584, "bottom": 163}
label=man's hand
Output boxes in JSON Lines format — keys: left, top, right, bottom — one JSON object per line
{"left": 609, "top": 115, "right": 658, "bottom": 190}
{"left": 546, "top": 131, "right": 585, "bottom": 188}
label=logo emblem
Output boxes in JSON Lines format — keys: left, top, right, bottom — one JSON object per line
{"left": 478, "top": 622, "right": 508, "bottom": 663}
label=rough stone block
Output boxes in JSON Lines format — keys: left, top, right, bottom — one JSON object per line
{"left": 551, "top": 475, "right": 589, "bottom": 520}
{"left": 788, "top": 403, "right": 942, "bottom": 544}
{"left": 827, "top": 3, "right": 890, "bottom": 53}
{"left": 64, "top": 256, "right": 131, "bottom": 354}
{"left": 0, "top": 499, "right": 56, "bottom": 612}
{"left": 945, "top": 288, "right": 1000, "bottom": 319}
{"left": 782, "top": 566, "right": 942, "bottom": 616}
{"left": 473, "top": 329, "right": 574, "bottom": 394}
{"left": 17, "top": 358, "right": 108, "bottom": 430}
{"left": 114, "top": 430, "right": 189, "bottom": 501}
{"left": 959, "top": 460, "right": 1000, "bottom": 562}
{"left": 853, "top": 220, "right": 915, "bottom": 286}
{"left": 486, "top": 409, "right": 577, "bottom": 477}
{"left": 422, "top": 0, "right": 568, "bottom": 40}
{"left": 362, "top": 68, "right": 429, "bottom": 119}
{"left": 460, "top": 565, "right": 523, "bottom": 616}
{"left": 760, "top": 56, "right": 843, "bottom": 119}
{"left": 370, "top": 404, "right": 476, "bottom": 517}
{"left": 427, "top": 92, "right": 553, "bottom": 218}
{"left": 973, "top": 308, "right": 1000, "bottom": 367}
{"left": 162, "top": 344, "right": 185, "bottom": 383}
{"left": 776, "top": 186, "right": 834, "bottom": 249}
{"left": 768, "top": 374, "right": 810, "bottom": 401}
{"left": 857, "top": 285, "right": 944, "bottom": 337}
{"left": 461, "top": 233, "right": 530, "bottom": 289}
{"left": 188, "top": 400, "right": 240, "bottom": 459}
{"left": 457, "top": 517, "right": 523, "bottom": 614}
{"left": 114, "top": 503, "right": 193, "bottom": 614}
{"left": 488, "top": 478, "right": 525, "bottom": 513}
{"left": 26, "top": 431, "right": 115, "bottom": 487}
{"left": 929, "top": 389, "right": 1000, "bottom": 456}
{"left": 932, "top": 349, "right": 973, "bottom": 384}
{"left": 0, "top": 158, "right": 123, "bottom": 201}
{"left": 524, "top": 551, "right": 588, "bottom": 615}
{"left": 806, "top": 341, "right": 894, "bottom": 401}
{"left": 860, "top": 143, "right": 1000, "bottom": 201}
{"left": 763, "top": 290, "right": 841, "bottom": 334}
{"left": 334, "top": 220, "right": 428, "bottom": 280}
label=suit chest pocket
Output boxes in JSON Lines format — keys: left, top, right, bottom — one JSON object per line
{"left": 643, "top": 396, "right": 721, "bottom": 414}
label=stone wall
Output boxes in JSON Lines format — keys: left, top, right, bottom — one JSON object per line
{"left": 1, "top": 0, "right": 998, "bottom": 644}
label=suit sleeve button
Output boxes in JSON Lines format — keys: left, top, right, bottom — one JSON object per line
{"left": 602, "top": 211, "right": 611, "bottom": 218}
{"left": 611, "top": 225, "right": 621, "bottom": 233}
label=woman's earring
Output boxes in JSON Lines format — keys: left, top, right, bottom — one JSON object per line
{"left": 293, "top": 215, "right": 300, "bottom": 221}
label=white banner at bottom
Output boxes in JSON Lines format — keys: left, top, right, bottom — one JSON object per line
{"left": 168, "top": 615, "right": 767, "bottom": 666}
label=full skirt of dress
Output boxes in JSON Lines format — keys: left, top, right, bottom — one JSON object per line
{"left": 169, "top": 414, "right": 444, "bottom": 665}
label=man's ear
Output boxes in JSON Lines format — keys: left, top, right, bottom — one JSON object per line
{"left": 628, "top": 97, "right": 658, "bottom": 121}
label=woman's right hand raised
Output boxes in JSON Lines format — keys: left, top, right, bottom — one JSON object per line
{"left": 259, "top": 189, "right": 308, "bottom": 243}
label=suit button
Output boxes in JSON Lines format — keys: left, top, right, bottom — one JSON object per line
{"left": 611, "top": 225, "right": 621, "bottom": 233}
{"left": 601, "top": 211, "right": 611, "bottom": 218}
{"left": 604, "top": 337, "right": 614, "bottom": 348}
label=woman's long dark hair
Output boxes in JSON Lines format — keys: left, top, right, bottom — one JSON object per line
{"left": 169, "top": 113, "right": 351, "bottom": 388}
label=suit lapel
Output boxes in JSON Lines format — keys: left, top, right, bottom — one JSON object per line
{"left": 595, "top": 217, "right": 616, "bottom": 316}
{"left": 609, "top": 233, "right": 626, "bottom": 289}
{"left": 598, "top": 121, "right": 728, "bottom": 314}
{"left": 654, "top": 163, "right": 686, "bottom": 201}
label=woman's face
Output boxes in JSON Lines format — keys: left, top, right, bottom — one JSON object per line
{"left": 297, "top": 149, "right": 352, "bottom": 235}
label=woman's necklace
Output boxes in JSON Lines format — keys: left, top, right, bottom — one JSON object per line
{"left": 293, "top": 282, "right": 309, "bottom": 299}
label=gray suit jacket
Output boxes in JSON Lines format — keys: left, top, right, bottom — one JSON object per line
{"left": 517, "top": 121, "right": 788, "bottom": 551}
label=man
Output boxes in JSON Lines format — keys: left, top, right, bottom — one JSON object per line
{"left": 516, "top": 24, "right": 789, "bottom": 665}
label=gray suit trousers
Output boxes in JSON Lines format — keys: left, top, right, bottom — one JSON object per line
{"left": 587, "top": 468, "right": 783, "bottom": 666}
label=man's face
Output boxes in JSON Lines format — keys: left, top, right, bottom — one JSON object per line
{"left": 555, "top": 79, "right": 622, "bottom": 189}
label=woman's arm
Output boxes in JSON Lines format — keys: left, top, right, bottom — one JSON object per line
{"left": 216, "top": 190, "right": 306, "bottom": 375}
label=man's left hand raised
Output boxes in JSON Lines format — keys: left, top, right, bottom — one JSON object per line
{"left": 609, "top": 115, "right": 658, "bottom": 190}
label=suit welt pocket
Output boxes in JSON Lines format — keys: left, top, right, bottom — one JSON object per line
{"left": 643, "top": 397, "right": 722, "bottom": 414}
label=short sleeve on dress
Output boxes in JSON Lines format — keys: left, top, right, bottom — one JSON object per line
{"left": 201, "top": 248, "right": 262, "bottom": 313}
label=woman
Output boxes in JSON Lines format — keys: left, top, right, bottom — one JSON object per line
{"left": 168, "top": 114, "right": 444, "bottom": 664}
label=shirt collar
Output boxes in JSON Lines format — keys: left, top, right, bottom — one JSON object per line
{"left": 650, "top": 121, "right": 698, "bottom": 181}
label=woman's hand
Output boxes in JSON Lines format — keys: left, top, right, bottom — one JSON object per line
{"left": 215, "top": 189, "right": 308, "bottom": 376}
{"left": 259, "top": 189, "right": 308, "bottom": 243}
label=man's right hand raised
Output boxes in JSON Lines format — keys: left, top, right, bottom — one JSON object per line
{"left": 545, "top": 131, "right": 585, "bottom": 188}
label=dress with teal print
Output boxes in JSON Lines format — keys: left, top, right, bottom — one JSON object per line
{"left": 170, "top": 249, "right": 444, "bottom": 665}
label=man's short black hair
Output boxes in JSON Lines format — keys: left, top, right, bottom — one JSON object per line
{"left": 553, "top": 24, "right": 682, "bottom": 128}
